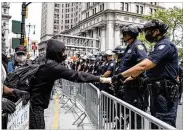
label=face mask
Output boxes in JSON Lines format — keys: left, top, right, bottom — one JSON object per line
{"left": 145, "top": 30, "right": 158, "bottom": 43}
{"left": 15, "top": 55, "right": 27, "bottom": 64}
{"left": 59, "top": 54, "right": 67, "bottom": 62}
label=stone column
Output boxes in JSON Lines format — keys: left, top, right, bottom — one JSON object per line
{"left": 100, "top": 24, "right": 106, "bottom": 52}
{"left": 92, "top": 27, "right": 98, "bottom": 53}
{"left": 114, "top": 23, "right": 121, "bottom": 47}
{"left": 106, "top": 21, "right": 114, "bottom": 50}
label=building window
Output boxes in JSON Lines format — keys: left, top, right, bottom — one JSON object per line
{"left": 87, "top": 2, "right": 90, "bottom": 9}
{"left": 154, "top": 2, "right": 157, "bottom": 5}
{"left": 4, "top": 9, "right": 6, "bottom": 14}
{"left": 154, "top": 9, "right": 156, "bottom": 13}
{"left": 140, "top": 6, "right": 143, "bottom": 14}
{"left": 136, "top": 5, "right": 144, "bottom": 14}
{"left": 122, "top": 2, "right": 129, "bottom": 11}
{"left": 136, "top": 5, "right": 139, "bottom": 13}
{"left": 62, "top": 4, "right": 64, "bottom": 7}
{"left": 125, "top": 3, "right": 128, "bottom": 11}
{"left": 100, "top": 4, "right": 104, "bottom": 11}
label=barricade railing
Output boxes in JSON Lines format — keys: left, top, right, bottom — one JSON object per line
{"left": 60, "top": 79, "right": 101, "bottom": 129}
{"left": 99, "top": 91, "right": 176, "bottom": 130}
{"left": 60, "top": 80, "right": 176, "bottom": 130}
{"left": 60, "top": 79, "right": 82, "bottom": 113}
{"left": 74, "top": 83, "right": 101, "bottom": 129}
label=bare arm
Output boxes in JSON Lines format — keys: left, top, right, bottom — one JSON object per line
{"left": 120, "top": 58, "right": 156, "bottom": 78}
{"left": 3, "top": 85, "right": 13, "bottom": 95}
{"left": 103, "top": 71, "right": 112, "bottom": 78}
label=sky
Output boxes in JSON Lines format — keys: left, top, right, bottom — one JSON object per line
{"left": 9, "top": 2, "right": 183, "bottom": 43}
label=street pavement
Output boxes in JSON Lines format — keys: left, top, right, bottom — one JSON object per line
{"left": 44, "top": 89, "right": 183, "bottom": 130}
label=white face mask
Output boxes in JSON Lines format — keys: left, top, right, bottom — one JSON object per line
{"left": 15, "top": 54, "right": 27, "bottom": 65}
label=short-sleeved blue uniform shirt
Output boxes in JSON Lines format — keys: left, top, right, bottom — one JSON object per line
{"left": 102, "top": 60, "right": 116, "bottom": 77}
{"left": 146, "top": 37, "right": 179, "bottom": 79}
{"left": 117, "top": 39, "right": 147, "bottom": 73}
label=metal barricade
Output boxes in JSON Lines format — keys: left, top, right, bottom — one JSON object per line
{"left": 60, "top": 79, "right": 80, "bottom": 113}
{"left": 99, "top": 91, "right": 176, "bottom": 130}
{"left": 73, "top": 83, "right": 101, "bottom": 129}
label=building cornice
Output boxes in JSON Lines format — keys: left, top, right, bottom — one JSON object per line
{"left": 40, "top": 34, "right": 54, "bottom": 39}
{"left": 61, "top": 9, "right": 145, "bottom": 34}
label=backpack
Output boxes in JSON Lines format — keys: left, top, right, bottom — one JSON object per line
{"left": 4, "top": 64, "right": 42, "bottom": 92}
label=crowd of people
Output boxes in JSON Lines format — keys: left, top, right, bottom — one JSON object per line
{"left": 1, "top": 19, "right": 183, "bottom": 129}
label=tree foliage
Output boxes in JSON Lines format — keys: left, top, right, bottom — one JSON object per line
{"left": 138, "top": 6, "right": 183, "bottom": 59}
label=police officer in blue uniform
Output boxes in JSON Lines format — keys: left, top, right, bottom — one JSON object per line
{"left": 112, "top": 45, "right": 126, "bottom": 97}
{"left": 100, "top": 49, "right": 116, "bottom": 122}
{"left": 112, "top": 19, "right": 179, "bottom": 128}
{"left": 112, "top": 24, "right": 148, "bottom": 129}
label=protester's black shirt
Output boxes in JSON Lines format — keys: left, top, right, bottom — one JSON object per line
{"left": 30, "top": 60, "right": 100, "bottom": 109}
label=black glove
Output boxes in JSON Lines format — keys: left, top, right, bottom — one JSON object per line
{"left": 12, "top": 89, "right": 30, "bottom": 105}
{"left": 2, "top": 98, "right": 16, "bottom": 114}
{"left": 112, "top": 74, "right": 124, "bottom": 84}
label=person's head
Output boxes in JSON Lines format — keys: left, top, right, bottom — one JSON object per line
{"left": 121, "top": 24, "right": 140, "bottom": 44}
{"left": 144, "top": 19, "right": 168, "bottom": 43}
{"left": 112, "top": 45, "right": 126, "bottom": 61}
{"left": 76, "top": 52, "right": 80, "bottom": 58}
{"left": 15, "top": 45, "right": 27, "bottom": 65}
{"left": 46, "top": 39, "right": 67, "bottom": 63}
{"left": 104, "top": 49, "right": 114, "bottom": 61}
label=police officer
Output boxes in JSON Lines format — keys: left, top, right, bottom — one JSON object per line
{"left": 88, "top": 55, "right": 96, "bottom": 74}
{"left": 112, "top": 19, "right": 179, "bottom": 128}
{"left": 112, "top": 45, "right": 126, "bottom": 96}
{"left": 112, "top": 24, "right": 148, "bottom": 129}
{"left": 100, "top": 49, "right": 116, "bottom": 122}
{"left": 29, "top": 39, "right": 111, "bottom": 129}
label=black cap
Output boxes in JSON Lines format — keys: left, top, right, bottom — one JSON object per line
{"left": 15, "top": 45, "right": 27, "bottom": 54}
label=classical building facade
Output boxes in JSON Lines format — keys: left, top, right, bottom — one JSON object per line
{"left": 61, "top": 2, "right": 165, "bottom": 52}
{"left": 2, "top": 2, "right": 11, "bottom": 55}
{"left": 39, "top": 2, "right": 165, "bottom": 55}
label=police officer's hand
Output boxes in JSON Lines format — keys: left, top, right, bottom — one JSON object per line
{"left": 2, "top": 98, "right": 16, "bottom": 114}
{"left": 112, "top": 74, "right": 124, "bottom": 84}
{"left": 12, "top": 89, "right": 30, "bottom": 105}
{"left": 123, "top": 76, "right": 134, "bottom": 83}
{"left": 100, "top": 77, "right": 112, "bottom": 84}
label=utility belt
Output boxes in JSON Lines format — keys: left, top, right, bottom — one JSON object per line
{"left": 147, "top": 79, "right": 179, "bottom": 102}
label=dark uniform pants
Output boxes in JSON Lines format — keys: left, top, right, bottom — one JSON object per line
{"left": 29, "top": 106, "right": 45, "bottom": 129}
{"left": 150, "top": 93, "right": 178, "bottom": 128}
{"left": 122, "top": 84, "right": 145, "bottom": 129}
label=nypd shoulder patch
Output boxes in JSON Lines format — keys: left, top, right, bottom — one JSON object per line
{"left": 137, "top": 45, "right": 144, "bottom": 50}
{"left": 127, "top": 49, "right": 132, "bottom": 53}
{"left": 158, "top": 45, "right": 165, "bottom": 50}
